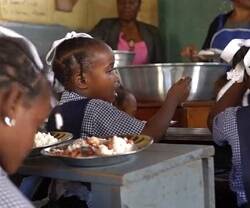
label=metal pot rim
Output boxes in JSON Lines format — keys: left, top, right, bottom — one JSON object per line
{"left": 116, "top": 62, "right": 229, "bottom": 69}
{"left": 113, "top": 50, "right": 135, "bottom": 55}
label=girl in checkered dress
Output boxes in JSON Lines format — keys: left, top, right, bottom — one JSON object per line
{"left": 44, "top": 32, "right": 191, "bottom": 207}
{"left": 47, "top": 33, "right": 191, "bottom": 140}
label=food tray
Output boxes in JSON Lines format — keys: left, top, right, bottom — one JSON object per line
{"left": 30, "top": 131, "right": 73, "bottom": 156}
{"left": 41, "top": 135, "right": 153, "bottom": 167}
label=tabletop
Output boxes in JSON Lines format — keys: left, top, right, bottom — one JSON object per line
{"left": 19, "top": 143, "right": 214, "bottom": 186}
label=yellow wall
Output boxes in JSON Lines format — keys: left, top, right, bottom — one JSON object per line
{"left": 0, "top": 0, "right": 158, "bottom": 31}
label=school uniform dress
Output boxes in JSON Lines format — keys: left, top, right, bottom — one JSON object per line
{"left": 0, "top": 166, "right": 34, "bottom": 208}
{"left": 47, "top": 90, "right": 145, "bottom": 138}
{"left": 46, "top": 90, "right": 146, "bottom": 207}
{"left": 236, "top": 106, "right": 250, "bottom": 208}
{"left": 202, "top": 11, "right": 250, "bottom": 50}
{"left": 213, "top": 107, "right": 249, "bottom": 207}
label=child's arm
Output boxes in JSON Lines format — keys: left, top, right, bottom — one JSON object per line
{"left": 207, "top": 81, "right": 248, "bottom": 132}
{"left": 141, "top": 77, "right": 191, "bottom": 141}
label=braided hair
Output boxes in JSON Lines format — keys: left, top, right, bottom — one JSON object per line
{"left": 232, "top": 46, "right": 250, "bottom": 69}
{"left": 0, "top": 38, "right": 45, "bottom": 100}
{"left": 52, "top": 37, "right": 107, "bottom": 89}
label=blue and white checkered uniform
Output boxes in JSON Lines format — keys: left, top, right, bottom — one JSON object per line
{"left": 213, "top": 107, "right": 247, "bottom": 206}
{"left": 52, "top": 90, "right": 146, "bottom": 207}
{"left": 59, "top": 91, "right": 145, "bottom": 138}
{"left": 0, "top": 166, "right": 34, "bottom": 208}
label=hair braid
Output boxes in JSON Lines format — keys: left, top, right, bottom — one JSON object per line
{"left": 51, "top": 37, "right": 106, "bottom": 88}
{"left": 0, "top": 38, "right": 44, "bottom": 99}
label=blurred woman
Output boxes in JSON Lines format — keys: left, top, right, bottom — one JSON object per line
{"left": 90, "top": 0, "right": 164, "bottom": 64}
{"left": 181, "top": 0, "right": 250, "bottom": 61}
{"left": 0, "top": 27, "right": 51, "bottom": 207}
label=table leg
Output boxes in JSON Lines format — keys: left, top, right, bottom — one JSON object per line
{"left": 91, "top": 183, "right": 121, "bottom": 208}
{"left": 202, "top": 157, "right": 215, "bottom": 208}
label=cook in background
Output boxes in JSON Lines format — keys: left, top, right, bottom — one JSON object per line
{"left": 114, "top": 85, "right": 137, "bottom": 117}
{"left": 181, "top": 0, "right": 250, "bottom": 62}
{"left": 0, "top": 27, "right": 51, "bottom": 208}
{"left": 44, "top": 32, "right": 190, "bottom": 207}
{"left": 90, "top": 0, "right": 164, "bottom": 64}
{"left": 207, "top": 46, "right": 250, "bottom": 208}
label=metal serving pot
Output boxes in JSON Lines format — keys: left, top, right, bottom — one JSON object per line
{"left": 117, "top": 63, "right": 229, "bottom": 102}
{"left": 113, "top": 50, "right": 135, "bottom": 67}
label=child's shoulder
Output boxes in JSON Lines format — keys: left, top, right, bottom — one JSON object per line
{"left": 88, "top": 99, "right": 118, "bottom": 111}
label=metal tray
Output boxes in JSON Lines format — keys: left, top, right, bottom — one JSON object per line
{"left": 41, "top": 135, "right": 153, "bottom": 167}
{"left": 30, "top": 131, "right": 73, "bottom": 156}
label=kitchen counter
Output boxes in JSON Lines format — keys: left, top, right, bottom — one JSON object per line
{"left": 136, "top": 101, "right": 215, "bottom": 128}
{"left": 19, "top": 143, "right": 215, "bottom": 208}
{"left": 162, "top": 127, "right": 213, "bottom": 144}
{"left": 166, "top": 127, "right": 211, "bottom": 136}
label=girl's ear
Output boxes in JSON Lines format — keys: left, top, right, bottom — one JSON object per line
{"left": 73, "top": 72, "right": 88, "bottom": 90}
{"left": 0, "top": 84, "right": 24, "bottom": 124}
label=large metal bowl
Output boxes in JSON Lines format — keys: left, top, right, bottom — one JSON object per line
{"left": 113, "top": 50, "right": 135, "bottom": 67}
{"left": 117, "top": 63, "right": 229, "bottom": 102}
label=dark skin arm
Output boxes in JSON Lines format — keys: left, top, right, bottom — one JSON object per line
{"left": 207, "top": 78, "right": 248, "bottom": 132}
{"left": 141, "top": 77, "right": 191, "bottom": 141}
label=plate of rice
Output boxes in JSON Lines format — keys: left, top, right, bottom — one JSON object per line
{"left": 30, "top": 131, "right": 73, "bottom": 156}
{"left": 41, "top": 135, "right": 153, "bottom": 166}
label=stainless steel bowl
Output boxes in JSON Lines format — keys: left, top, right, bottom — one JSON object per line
{"left": 117, "top": 63, "right": 229, "bottom": 102}
{"left": 113, "top": 50, "right": 135, "bottom": 67}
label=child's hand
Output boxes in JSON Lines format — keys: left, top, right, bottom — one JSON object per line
{"left": 167, "top": 77, "right": 191, "bottom": 104}
{"left": 180, "top": 45, "right": 199, "bottom": 61}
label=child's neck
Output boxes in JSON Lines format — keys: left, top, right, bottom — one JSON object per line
{"left": 231, "top": 4, "right": 250, "bottom": 22}
{"left": 71, "top": 89, "right": 88, "bottom": 98}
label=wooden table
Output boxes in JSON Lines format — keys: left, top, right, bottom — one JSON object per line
{"left": 19, "top": 144, "right": 215, "bottom": 208}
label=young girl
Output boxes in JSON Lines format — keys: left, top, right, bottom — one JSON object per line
{"left": 46, "top": 32, "right": 191, "bottom": 140}
{"left": 0, "top": 27, "right": 51, "bottom": 207}
{"left": 45, "top": 32, "right": 191, "bottom": 207}
{"left": 208, "top": 45, "right": 250, "bottom": 208}
{"left": 114, "top": 85, "right": 137, "bottom": 117}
